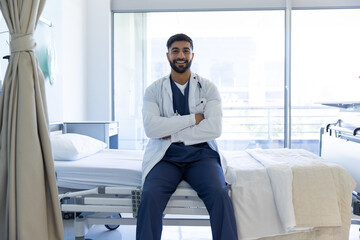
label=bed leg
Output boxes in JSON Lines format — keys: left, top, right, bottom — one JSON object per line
{"left": 74, "top": 215, "right": 89, "bottom": 239}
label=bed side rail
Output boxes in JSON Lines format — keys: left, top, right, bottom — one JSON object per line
{"left": 59, "top": 186, "right": 208, "bottom": 218}
{"left": 320, "top": 120, "right": 360, "bottom": 154}
{"left": 325, "top": 119, "right": 360, "bottom": 136}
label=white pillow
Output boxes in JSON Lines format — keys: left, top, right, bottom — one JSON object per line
{"left": 51, "top": 133, "right": 107, "bottom": 160}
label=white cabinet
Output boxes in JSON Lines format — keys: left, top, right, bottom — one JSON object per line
{"left": 64, "top": 122, "right": 119, "bottom": 149}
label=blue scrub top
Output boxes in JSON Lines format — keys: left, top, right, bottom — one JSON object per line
{"left": 164, "top": 78, "right": 219, "bottom": 163}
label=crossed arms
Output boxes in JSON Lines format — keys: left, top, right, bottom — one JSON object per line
{"left": 142, "top": 83, "right": 223, "bottom": 145}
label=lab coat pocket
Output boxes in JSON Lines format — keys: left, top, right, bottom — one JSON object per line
{"left": 195, "top": 98, "right": 207, "bottom": 113}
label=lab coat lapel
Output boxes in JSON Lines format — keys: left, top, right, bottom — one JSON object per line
{"left": 163, "top": 75, "right": 174, "bottom": 117}
{"left": 188, "top": 72, "right": 197, "bottom": 113}
{"left": 163, "top": 73, "right": 197, "bottom": 116}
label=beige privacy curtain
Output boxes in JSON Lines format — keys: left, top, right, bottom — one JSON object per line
{"left": 0, "top": 0, "right": 64, "bottom": 239}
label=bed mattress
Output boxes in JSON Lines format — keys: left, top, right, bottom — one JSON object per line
{"left": 54, "top": 149, "right": 144, "bottom": 189}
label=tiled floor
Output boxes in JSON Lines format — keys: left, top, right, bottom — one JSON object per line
{"left": 64, "top": 217, "right": 360, "bottom": 240}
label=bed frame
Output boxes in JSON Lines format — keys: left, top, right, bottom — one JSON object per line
{"left": 59, "top": 185, "right": 211, "bottom": 239}
{"left": 52, "top": 123, "right": 212, "bottom": 239}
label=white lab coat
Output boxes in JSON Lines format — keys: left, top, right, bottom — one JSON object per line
{"left": 141, "top": 72, "right": 229, "bottom": 185}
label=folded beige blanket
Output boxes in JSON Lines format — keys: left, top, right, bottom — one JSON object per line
{"left": 226, "top": 148, "right": 356, "bottom": 239}
{"left": 246, "top": 148, "right": 352, "bottom": 228}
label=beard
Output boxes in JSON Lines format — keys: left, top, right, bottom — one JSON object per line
{"left": 169, "top": 59, "right": 193, "bottom": 74}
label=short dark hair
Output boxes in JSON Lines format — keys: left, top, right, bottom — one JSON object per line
{"left": 166, "top": 33, "right": 193, "bottom": 51}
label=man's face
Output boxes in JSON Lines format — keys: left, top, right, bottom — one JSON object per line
{"left": 167, "top": 41, "right": 194, "bottom": 74}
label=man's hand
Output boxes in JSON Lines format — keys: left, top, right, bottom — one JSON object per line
{"left": 195, "top": 113, "right": 204, "bottom": 125}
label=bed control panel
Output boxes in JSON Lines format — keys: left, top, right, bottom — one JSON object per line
{"left": 353, "top": 192, "right": 360, "bottom": 216}
{"left": 131, "top": 189, "right": 141, "bottom": 217}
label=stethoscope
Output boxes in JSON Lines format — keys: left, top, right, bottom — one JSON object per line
{"left": 193, "top": 74, "right": 204, "bottom": 103}
{"left": 173, "top": 74, "right": 204, "bottom": 116}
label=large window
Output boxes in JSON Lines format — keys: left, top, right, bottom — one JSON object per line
{"left": 0, "top": 12, "right": 9, "bottom": 86}
{"left": 114, "top": 11, "right": 284, "bottom": 150}
{"left": 113, "top": 9, "right": 360, "bottom": 153}
{"left": 291, "top": 9, "right": 360, "bottom": 153}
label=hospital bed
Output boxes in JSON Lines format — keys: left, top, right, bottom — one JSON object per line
{"left": 51, "top": 123, "right": 356, "bottom": 240}
{"left": 320, "top": 120, "right": 360, "bottom": 227}
{"left": 52, "top": 123, "right": 211, "bottom": 239}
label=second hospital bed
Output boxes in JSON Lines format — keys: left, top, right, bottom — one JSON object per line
{"left": 53, "top": 126, "right": 356, "bottom": 240}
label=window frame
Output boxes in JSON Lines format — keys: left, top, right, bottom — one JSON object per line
{"left": 111, "top": 1, "right": 360, "bottom": 150}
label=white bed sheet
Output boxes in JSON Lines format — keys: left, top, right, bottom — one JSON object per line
{"left": 54, "top": 149, "right": 144, "bottom": 189}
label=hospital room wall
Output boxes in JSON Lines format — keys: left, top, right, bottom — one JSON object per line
{"left": 40, "top": 0, "right": 86, "bottom": 122}
{"left": 60, "top": 0, "right": 88, "bottom": 122}
{"left": 41, "top": 0, "right": 64, "bottom": 122}
{"left": 42, "top": 0, "right": 112, "bottom": 123}
{"left": 85, "top": 0, "right": 112, "bottom": 121}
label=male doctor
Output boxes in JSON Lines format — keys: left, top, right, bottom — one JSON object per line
{"left": 136, "top": 33, "right": 238, "bottom": 240}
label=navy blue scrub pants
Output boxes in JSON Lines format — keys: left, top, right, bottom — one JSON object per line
{"left": 136, "top": 146, "right": 238, "bottom": 240}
